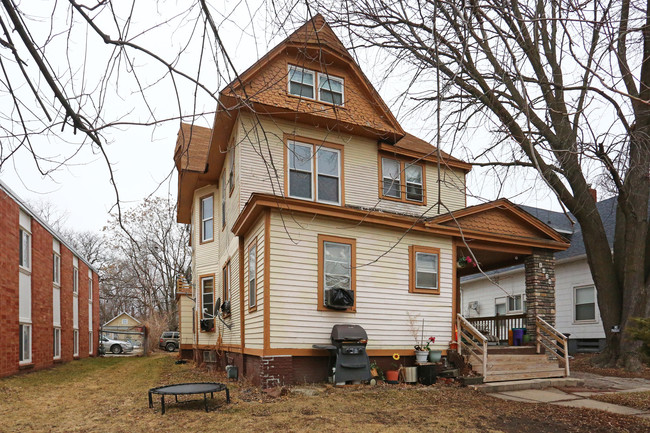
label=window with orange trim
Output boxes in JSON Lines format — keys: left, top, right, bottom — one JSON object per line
{"left": 380, "top": 156, "right": 425, "bottom": 204}
{"left": 317, "top": 234, "right": 356, "bottom": 312}
{"left": 409, "top": 245, "right": 440, "bottom": 294}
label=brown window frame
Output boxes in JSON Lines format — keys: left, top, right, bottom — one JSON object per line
{"left": 409, "top": 245, "right": 440, "bottom": 294}
{"left": 247, "top": 237, "right": 258, "bottom": 313}
{"left": 199, "top": 193, "right": 214, "bottom": 244}
{"left": 378, "top": 154, "right": 427, "bottom": 206}
{"left": 317, "top": 234, "right": 356, "bottom": 313}
{"left": 199, "top": 274, "right": 216, "bottom": 323}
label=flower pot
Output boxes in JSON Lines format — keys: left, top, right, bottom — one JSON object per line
{"left": 415, "top": 350, "right": 429, "bottom": 363}
{"left": 428, "top": 350, "right": 442, "bottom": 363}
{"left": 449, "top": 341, "right": 458, "bottom": 351}
{"left": 385, "top": 370, "right": 400, "bottom": 383}
{"left": 403, "top": 366, "right": 417, "bottom": 383}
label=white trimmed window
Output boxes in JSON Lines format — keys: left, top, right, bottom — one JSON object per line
{"left": 381, "top": 158, "right": 401, "bottom": 198}
{"left": 73, "top": 267, "right": 79, "bottom": 294}
{"left": 248, "top": 243, "right": 257, "bottom": 309}
{"left": 415, "top": 252, "right": 438, "bottom": 289}
{"left": 380, "top": 157, "right": 425, "bottom": 203}
{"left": 223, "top": 261, "right": 231, "bottom": 303}
{"left": 89, "top": 331, "right": 93, "bottom": 354}
{"left": 221, "top": 173, "right": 227, "bottom": 230}
{"left": 288, "top": 66, "right": 315, "bottom": 99}
{"left": 575, "top": 285, "right": 596, "bottom": 322}
{"left": 201, "top": 276, "right": 214, "bottom": 319}
{"left": 495, "top": 298, "right": 506, "bottom": 315}
{"left": 19, "top": 324, "right": 31, "bottom": 364}
{"left": 508, "top": 294, "right": 524, "bottom": 313}
{"left": 53, "top": 328, "right": 61, "bottom": 359}
{"left": 323, "top": 242, "right": 352, "bottom": 292}
{"left": 73, "top": 329, "right": 79, "bottom": 356}
{"left": 200, "top": 195, "right": 214, "bottom": 242}
{"left": 53, "top": 253, "right": 61, "bottom": 285}
{"left": 288, "top": 141, "right": 341, "bottom": 205}
{"left": 405, "top": 164, "right": 423, "bottom": 202}
{"left": 19, "top": 229, "right": 31, "bottom": 270}
{"left": 121, "top": 319, "right": 128, "bottom": 325}
{"left": 318, "top": 73, "right": 344, "bottom": 105}
{"left": 88, "top": 277, "right": 93, "bottom": 300}
{"left": 288, "top": 141, "right": 313, "bottom": 200}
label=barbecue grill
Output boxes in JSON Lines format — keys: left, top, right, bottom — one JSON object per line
{"left": 313, "top": 324, "right": 372, "bottom": 384}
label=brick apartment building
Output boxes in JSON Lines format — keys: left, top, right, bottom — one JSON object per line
{"left": 0, "top": 179, "right": 100, "bottom": 377}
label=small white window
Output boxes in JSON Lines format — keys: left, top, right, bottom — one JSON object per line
{"left": 575, "top": 286, "right": 596, "bottom": 322}
{"left": 88, "top": 278, "right": 93, "bottom": 300}
{"left": 381, "top": 158, "right": 401, "bottom": 198}
{"left": 73, "top": 329, "right": 79, "bottom": 356}
{"left": 53, "top": 254, "right": 61, "bottom": 285}
{"left": 495, "top": 299, "right": 506, "bottom": 315}
{"left": 201, "top": 277, "right": 214, "bottom": 319}
{"left": 73, "top": 267, "right": 79, "bottom": 294}
{"left": 89, "top": 331, "right": 93, "bottom": 354}
{"left": 121, "top": 318, "right": 128, "bottom": 325}
{"left": 288, "top": 66, "right": 315, "bottom": 99}
{"left": 508, "top": 295, "right": 524, "bottom": 313}
{"left": 201, "top": 195, "right": 214, "bottom": 242}
{"left": 318, "top": 73, "right": 344, "bottom": 105}
{"left": 248, "top": 243, "right": 257, "bottom": 309}
{"left": 415, "top": 252, "right": 438, "bottom": 290}
{"left": 19, "top": 229, "right": 31, "bottom": 270}
{"left": 53, "top": 328, "right": 61, "bottom": 359}
{"left": 19, "top": 324, "right": 31, "bottom": 364}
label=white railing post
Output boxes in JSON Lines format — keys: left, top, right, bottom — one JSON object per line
{"left": 563, "top": 336, "right": 570, "bottom": 377}
{"left": 535, "top": 315, "right": 541, "bottom": 354}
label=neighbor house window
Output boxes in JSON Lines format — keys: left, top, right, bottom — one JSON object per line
{"left": 575, "top": 285, "right": 596, "bottom": 322}
{"left": 287, "top": 139, "right": 342, "bottom": 205}
{"left": 222, "top": 261, "right": 231, "bottom": 303}
{"left": 121, "top": 319, "right": 128, "bottom": 325}
{"left": 508, "top": 294, "right": 524, "bottom": 313}
{"left": 318, "top": 73, "right": 344, "bottom": 105}
{"left": 53, "top": 253, "right": 61, "bottom": 285}
{"left": 288, "top": 65, "right": 315, "bottom": 98}
{"left": 248, "top": 242, "right": 257, "bottom": 310}
{"left": 495, "top": 298, "right": 506, "bottom": 315}
{"left": 201, "top": 276, "right": 214, "bottom": 319}
{"left": 19, "top": 229, "right": 31, "bottom": 270}
{"left": 317, "top": 234, "right": 356, "bottom": 312}
{"left": 380, "top": 157, "right": 425, "bottom": 204}
{"left": 73, "top": 329, "right": 79, "bottom": 356}
{"left": 409, "top": 246, "right": 440, "bottom": 294}
{"left": 200, "top": 195, "right": 214, "bottom": 242}
{"left": 19, "top": 324, "right": 31, "bottom": 364}
{"left": 53, "top": 328, "right": 61, "bottom": 359}
{"left": 73, "top": 266, "right": 79, "bottom": 294}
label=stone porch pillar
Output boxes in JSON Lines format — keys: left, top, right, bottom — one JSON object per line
{"left": 524, "top": 249, "right": 556, "bottom": 334}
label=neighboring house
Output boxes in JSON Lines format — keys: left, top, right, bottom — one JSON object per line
{"left": 173, "top": 15, "right": 570, "bottom": 386}
{"left": 102, "top": 312, "right": 144, "bottom": 345}
{"left": 461, "top": 195, "right": 618, "bottom": 354}
{"left": 0, "top": 180, "right": 100, "bottom": 378}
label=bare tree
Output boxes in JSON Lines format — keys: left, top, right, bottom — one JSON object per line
{"left": 305, "top": 0, "right": 649, "bottom": 369}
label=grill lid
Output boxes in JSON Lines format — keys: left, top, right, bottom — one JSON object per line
{"left": 330, "top": 324, "right": 368, "bottom": 342}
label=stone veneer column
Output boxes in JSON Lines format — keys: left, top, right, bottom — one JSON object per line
{"left": 524, "top": 249, "right": 556, "bottom": 333}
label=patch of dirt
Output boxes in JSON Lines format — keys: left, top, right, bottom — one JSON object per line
{"left": 571, "top": 354, "right": 650, "bottom": 379}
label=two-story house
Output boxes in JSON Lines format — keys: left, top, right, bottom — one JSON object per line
{"left": 174, "top": 15, "right": 570, "bottom": 386}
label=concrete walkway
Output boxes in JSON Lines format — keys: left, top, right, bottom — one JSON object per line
{"left": 490, "top": 372, "right": 650, "bottom": 418}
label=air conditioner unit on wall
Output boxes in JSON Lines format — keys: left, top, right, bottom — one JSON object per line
{"left": 325, "top": 288, "right": 354, "bottom": 310}
{"left": 468, "top": 301, "right": 480, "bottom": 314}
{"left": 200, "top": 318, "right": 215, "bottom": 332}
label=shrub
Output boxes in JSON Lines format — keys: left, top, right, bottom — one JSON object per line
{"left": 627, "top": 317, "right": 650, "bottom": 359}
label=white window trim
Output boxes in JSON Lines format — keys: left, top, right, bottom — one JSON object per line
{"left": 381, "top": 157, "right": 401, "bottom": 199}
{"left": 317, "top": 72, "right": 345, "bottom": 106}
{"left": 315, "top": 146, "right": 342, "bottom": 205}
{"left": 19, "top": 323, "right": 32, "bottom": 365}
{"left": 573, "top": 285, "right": 598, "bottom": 324}
{"left": 201, "top": 276, "right": 215, "bottom": 319}
{"left": 89, "top": 330, "right": 93, "bottom": 354}
{"left": 53, "top": 253, "right": 61, "bottom": 286}
{"left": 73, "top": 329, "right": 79, "bottom": 357}
{"left": 73, "top": 266, "right": 79, "bottom": 295}
{"left": 414, "top": 251, "right": 439, "bottom": 290}
{"left": 248, "top": 243, "right": 257, "bottom": 309}
{"left": 287, "top": 65, "right": 315, "bottom": 100}
{"left": 19, "top": 228, "right": 32, "bottom": 272}
{"left": 495, "top": 298, "right": 507, "bottom": 315}
{"left": 200, "top": 195, "right": 214, "bottom": 242}
{"left": 88, "top": 278, "right": 93, "bottom": 302}
{"left": 507, "top": 294, "right": 524, "bottom": 314}
{"left": 53, "top": 327, "right": 61, "bottom": 360}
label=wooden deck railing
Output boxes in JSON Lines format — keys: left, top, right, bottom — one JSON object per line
{"left": 535, "top": 315, "right": 570, "bottom": 377}
{"left": 457, "top": 314, "right": 488, "bottom": 376}
{"left": 466, "top": 313, "right": 526, "bottom": 341}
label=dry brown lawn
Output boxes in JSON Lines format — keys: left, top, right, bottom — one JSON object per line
{"left": 590, "top": 391, "right": 650, "bottom": 412}
{"left": 571, "top": 354, "right": 650, "bottom": 379}
{"left": 1, "top": 354, "right": 649, "bottom": 433}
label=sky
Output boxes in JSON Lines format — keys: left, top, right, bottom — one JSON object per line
{"left": 0, "top": 1, "right": 563, "bottom": 233}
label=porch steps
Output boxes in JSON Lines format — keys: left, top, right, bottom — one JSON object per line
{"left": 472, "top": 353, "right": 566, "bottom": 383}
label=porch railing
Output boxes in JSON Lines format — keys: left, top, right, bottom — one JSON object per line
{"left": 466, "top": 313, "right": 526, "bottom": 341}
{"left": 457, "top": 314, "right": 488, "bottom": 376}
{"left": 535, "top": 315, "right": 570, "bottom": 377}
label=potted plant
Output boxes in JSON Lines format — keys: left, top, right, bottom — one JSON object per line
{"left": 385, "top": 354, "right": 401, "bottom": 383}
{"left": 425, "top": 336, "right": 442, "bottom": 363}
{"left": 457, "top": 255, "right": 478, "bottom": 269}
{"left": 408, "top": 313, "right": 430, "bottom": 363}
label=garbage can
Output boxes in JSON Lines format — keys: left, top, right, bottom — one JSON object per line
{"left": 512, "top": 328, "right": 525, "bottom": 346}
{"left": 418, "top": 364, "right": 437, "bottom": 386}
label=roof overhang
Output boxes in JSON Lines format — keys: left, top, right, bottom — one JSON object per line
{"left": 377, "top": 142, "right": 472, "bottom": 173}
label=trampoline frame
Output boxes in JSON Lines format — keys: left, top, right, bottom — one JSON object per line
{"left": 148, "top": 382, "right": 230, "bottom": 414}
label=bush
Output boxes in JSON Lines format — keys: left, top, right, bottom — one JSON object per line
{"left": 627, "top": 317, "right": 650, "bottom": 358}
{"left": 141, "top": 310, "right": 176, "bottom": 353}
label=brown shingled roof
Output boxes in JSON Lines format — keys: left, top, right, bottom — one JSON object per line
{"left": 174, "top": 123, "right": 212, "bottom": 173}
{"left": 397, "top": 133, "right": 462, "bottom": 163}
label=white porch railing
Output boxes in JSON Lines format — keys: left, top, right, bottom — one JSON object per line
{"left": 457, "top": 313, "right": 488, "bottom": 377}
{"left": 535, "top": 315, "right": 570, "bottom": 377}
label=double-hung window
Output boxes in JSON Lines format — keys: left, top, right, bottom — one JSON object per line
{"left": 89, "top": 331, "right": 93, "bottom": 354}
{"left": 409, "top": 246, "right": 440, "bottom": 294}
{"left": 288, "top": 140, "right": 342, "bottom": 205}
{"left": 73, "top": 267, "right": 79, "bottom": 294}
{"left": 318, "top": 73, "right": 344, "bottom": 105}
{"left": 221, "top": 173, "right": 227, "bottom": 230}
{"left": 228, "top": 149, "right": 235, "bottom": 195}
{"left": 19, "top": 324, "right": 31, "bottom": 364}
{"left": 201, "top": 276, "right": 214, "bottom": 319}
{"left": 222, "top": 261, "right": 231, "bottom": 304}
{"left": 200, "top": 195, "right": 214, "bottom": 242}
{"left": 574, "top": 285, "right": 596, "bottom": 322}
{"left": 508, "top": 294, "right": 524, "bottom": 313}
{"left": 53, "top": 253, "right": 61, "bottom": 285}
{"left": 318, "top": 235, "right": 356, "bottom": 312}
{"left": 73, "top": 329, "right": 79, "bottom": 356}
{"left": 380, "top": 157, "right": 425, "bottom": 204}
{"left": 19, "top": 228, "right": 31, "bottom": 270}
{"left": 288, "top": 66, "right": 315, "bottom": 98}
{"left": 88, "top": 278, "right": 93, "bottom": 300}
{"left": 248, "top": 242, "right": 257, "bottom": 310}
{"left": 53, "top": 328, "right": 61, "bottom": 359}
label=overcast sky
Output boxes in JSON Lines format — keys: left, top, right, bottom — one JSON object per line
{"left": 0, "top": 1, "right": 561, "bottom": 233}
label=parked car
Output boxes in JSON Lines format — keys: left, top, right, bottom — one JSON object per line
{"left": 159, "top": 331, "right": 180, "bottom": 352}
{"left": 100, "top": 336, "right": 134, "bottom": 354}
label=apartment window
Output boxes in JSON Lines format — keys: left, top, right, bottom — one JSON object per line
{"left": 248, "top": 242, "right": 257, "bottom": 310}
{"left": 508, "top": 295, "right": 524, "bottom": 313}
{"left": 221, "top": 173, "right": 227, "bottom": 230}
{"left": 201, "top": 276, "right": 214, "bottom": 319}
{"left": 73, "top": 330, "right": 79, "bottom": 356}
{"left": 288, "top": 139, "right": 342, "bottom": 205}
{"left": 575, "top": 285, "right": 596, "bottom": 322}
{"left": 318, "top": 73, "right": 344, "bottom": 105}
{"left": 200, "top": 195, "right": 214, "bottom": 242}
{"left": 19, "top": 229, "right": 31, "bottom": 270}
{"left": 380, "top": 157, "right": 425, "bottom": 204}
{"left": 53, "top": 253, "right": 61, "bottom": 285}
{"left": 53, "top": 328, "right": 61, "bottom": 359}
{"left": 88, "top": 278, "right": 93, "bottom": 300}
{"left": 89, "top": 331, "right": 93, "bottom": 354}
{"left": 222, "top": 261, "right": 231, "bottom": 303}
{"left": 19, "top": 324, "right": 31, "bottom": 364}
{"left": 317, "top": 234, "right": 356, "bottom": 312}
{"left": 409, "top": 246, "right": 440, "bottom": 294}
{"left": 288, "top": 66, "right": 315, "bottom": 98}
{"left": 495, "top": 299, "right": 506, "bottom": 315}
{"left": 73, "top": 267, "right": 79, "bottom": 294}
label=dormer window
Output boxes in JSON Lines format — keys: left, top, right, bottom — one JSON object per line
{"left": 288, "top": 66, "right": 315, "bottom": 99}
{"left": 318, "top": 73, "right": 344, "bottom": 105}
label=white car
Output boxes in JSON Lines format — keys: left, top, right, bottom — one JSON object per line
{"left": 100, "top": 336, "right": 134, "bottom": 354}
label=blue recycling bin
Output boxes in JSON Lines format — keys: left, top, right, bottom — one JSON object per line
{"left": 512, "top": 328, "right": 525, "bottom": 346}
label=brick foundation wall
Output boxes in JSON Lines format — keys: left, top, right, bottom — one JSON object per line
{"left": 525, "top": 249, "right": 556, "bottom": 331}
{"left": 0, "top": 191, "right": 20, "bottom": 377}
{"left": 260, "top": 355, "right": 293, "bottom": 388}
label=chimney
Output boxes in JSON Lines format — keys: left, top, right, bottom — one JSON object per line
{"left": 589, "top": 187, "right": 597, "bottom": 202}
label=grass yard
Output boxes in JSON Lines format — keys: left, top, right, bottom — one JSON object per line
{"left": 1, "top": 354, "right": 649, "bottom": 433}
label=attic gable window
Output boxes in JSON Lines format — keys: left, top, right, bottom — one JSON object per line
{"left": 318, "top": 73, "right": 344, "bottom": 105}
{"left": 288, "top": 66, "right": 314, "bottom": 99}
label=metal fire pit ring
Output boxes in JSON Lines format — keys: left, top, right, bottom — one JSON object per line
{"left": 148, "top": 382, "right": 230, "bottom": 414}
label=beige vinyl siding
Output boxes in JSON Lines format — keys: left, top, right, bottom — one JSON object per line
{"left": 179, "top": 295, "right": 194, "bottom": 345}
{"left": 221, "top": 252, "right": 241, "bottom": 346}
{"left": 243, "top": 215, "right": 266, "bottom": 349}
{"left": 268, "top": 210, "right": 453, "bottom": 350}
{"left": 193, "top": 185, "right": 219, "bottom": 278}
{"left": 237, "top": 112, "right": 466, "bottom": 216}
